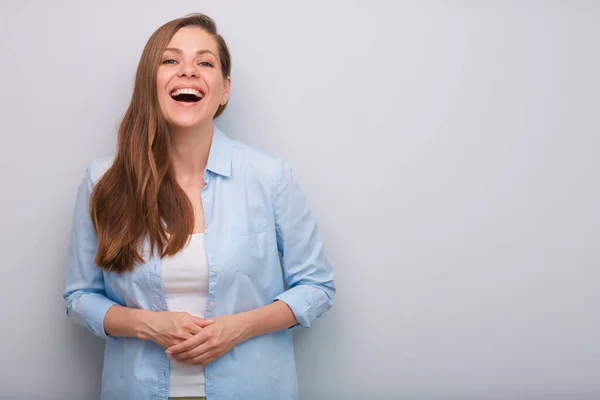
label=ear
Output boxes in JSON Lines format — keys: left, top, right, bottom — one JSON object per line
{"left": 221, "top": 76, "right": 231, "bottom": 105}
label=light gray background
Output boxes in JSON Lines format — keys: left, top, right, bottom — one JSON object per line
{"left": 1, "top": 1, "right": 598, "bottom": 399}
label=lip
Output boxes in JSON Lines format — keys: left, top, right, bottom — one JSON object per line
{"left": 169, "top": 84, "right": 206, "bottom": 97}
{"left": 170, "top": 97, "right": 202, "bottom": 108}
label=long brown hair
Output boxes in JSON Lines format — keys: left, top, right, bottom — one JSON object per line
{"left": 90, "top": 14, "right": 232, "bottom": 273}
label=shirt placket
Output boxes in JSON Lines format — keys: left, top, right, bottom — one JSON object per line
{"left": 202, "top": 169, "right": 218, "bottom": 392}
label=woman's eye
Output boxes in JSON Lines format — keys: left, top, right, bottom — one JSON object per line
{"left": 163, "top": 59, "right": 177, "bottom": 65}
{"left": 199, "top": 61, "right": 213, "bottom": 67}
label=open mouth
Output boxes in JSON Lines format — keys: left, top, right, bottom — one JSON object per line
{"left": 170, "top": 88, "right": 204, "bottom": 103}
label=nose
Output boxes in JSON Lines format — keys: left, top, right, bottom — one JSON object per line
{"left": 177, "top": 60, "right": 199, "bottom": 78}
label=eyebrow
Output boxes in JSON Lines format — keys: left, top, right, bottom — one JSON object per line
{"left": 163, "top": 48, "right": 218, "bottom": 58}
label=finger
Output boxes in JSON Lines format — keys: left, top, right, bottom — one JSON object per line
{"left": 167, "top": 330, "right": 209, "bottom": 356}
{"left": 193, "top": 351, "right": 216, "bottom": 366}
{"left": 193, "top": 318, "right": 215, "bottom": 328}
{"left": 199, "top": 357, "right": 216, "bottom": 366}
{"left": 200, "top": 351, "right": 225, "bottom": 366}
{"left": 173, "top": 341, "right": 212, "bottom": 361}
{"left": 188, "top": 323, "right": 204, "bottom": 335}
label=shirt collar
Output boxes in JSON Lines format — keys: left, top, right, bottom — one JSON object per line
{"left": 206, "top": 125, "right": 233, "bottom": 177}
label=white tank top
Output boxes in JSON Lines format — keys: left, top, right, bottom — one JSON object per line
{"left": 160, "top": 233, "right": 209, "bottom": 397}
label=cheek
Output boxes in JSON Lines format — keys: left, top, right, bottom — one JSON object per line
{"left": 207, "top": 75, "right": 225, "bottom": 98}
{"left": 155, "top": 74, "right": 170, "bottom": 114}
{"left": 156, "top": 88, "right": 169, "bottom": 113}
{"left": 156, "top": 69, "right": 170, "bottom": 95}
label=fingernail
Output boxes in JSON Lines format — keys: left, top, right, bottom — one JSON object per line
{"left": 166, "top": 351, "right": 172, "bottom": 356}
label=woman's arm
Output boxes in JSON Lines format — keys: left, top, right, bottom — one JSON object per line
{"left": 270, "top": 160, "right": 336, "bottom": 328}
{"left": 237, "top": 300, "right": 297, "bottom": 338}
{"left": 63, "top": 167, "right": 119, "bottom": 339}
{"left": 105, "top": 305, "right": 213, "bottom": 347}
{"left": 103, "top": 305, "right": 149, "bottom": 338}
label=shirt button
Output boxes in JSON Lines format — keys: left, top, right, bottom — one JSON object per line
{"left": 205, "top": 229, "right": 210, "bottom": 234}
{"left": 207, "top": 374, "right": 214, "bottom": 379}
{"left": 212, "top": 267, "right": 218, "bottom": 273}
{"left": 203, "top": 197, "right": 210, "bottom": 203}
{"left": 209, "top": 301, "right": 215, "bottom": 307}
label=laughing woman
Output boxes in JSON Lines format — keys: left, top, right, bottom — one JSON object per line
{"left": 63, "top": 14, "right": 335, "bottom": 400}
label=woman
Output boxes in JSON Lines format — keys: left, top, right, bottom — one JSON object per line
{"left": 63, "top": 13, "right": 335, "bottom": 400}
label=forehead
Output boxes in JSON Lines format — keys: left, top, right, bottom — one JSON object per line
{"left": 165, "top": 26, "right": 219, "bottom": 55}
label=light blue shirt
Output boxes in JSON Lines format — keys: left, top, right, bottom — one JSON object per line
{"left": 63, "top": 126, "right": 335, "bottom": 400}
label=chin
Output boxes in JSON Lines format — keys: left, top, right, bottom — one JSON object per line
{"left": 168, "top": 115, "right": 211, "bottom": 130}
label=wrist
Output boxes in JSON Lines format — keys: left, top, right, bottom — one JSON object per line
{"left": 133, "top": 309, "right": 156, "bottom": 340}
{"left": 235, "top": 312, "right": 256, "bottom": 342}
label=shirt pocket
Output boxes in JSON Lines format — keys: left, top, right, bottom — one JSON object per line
{"left": 231, "top": 219, "right": 269, "bottom": 276}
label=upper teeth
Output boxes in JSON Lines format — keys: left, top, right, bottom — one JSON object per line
{"left": 171, "top": 88, "right": 203, "bottom": 97}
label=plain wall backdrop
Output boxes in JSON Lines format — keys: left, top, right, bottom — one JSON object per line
{"left": 1, "top": 1, "right": 599, "bottom": 399}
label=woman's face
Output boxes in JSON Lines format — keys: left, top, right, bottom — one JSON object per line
{"left": 156, "top": 26, "right": 230, "bottom": 130}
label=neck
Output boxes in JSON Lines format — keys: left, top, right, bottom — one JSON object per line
{"left": 168, "top": 121, "right": 213, "bottom": 183}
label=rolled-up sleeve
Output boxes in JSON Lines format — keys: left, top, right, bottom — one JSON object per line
{"left": 63, "top": 167, "right": 117, "bottom": 339}
{"left": 272, "top": 160, "right": 335, "bottom": 328}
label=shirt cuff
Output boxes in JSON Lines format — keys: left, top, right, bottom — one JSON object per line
{"left": 273, "top": 287, "right": 312, "bottom": 328}
{"left": 72, "top": 293, "right": 118, "bottom": 339}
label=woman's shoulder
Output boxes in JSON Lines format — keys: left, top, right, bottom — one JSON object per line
{"left": 231, "top": 139, "right": 280, "bottom": 166}
{"left": 228, "top": 138, "right": 286, "bottom": 184}
{"left": 86, "top": 155, "right": 116, "bottom": 185}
